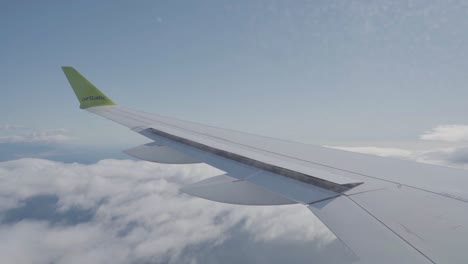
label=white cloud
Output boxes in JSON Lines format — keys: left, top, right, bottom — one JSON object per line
{"left": 420, "top": 125, "right": 468, "bottom": 142}
{"left": 7, "top": 124, "right": 468, "bottom": 263}
{"left": 0, "top": 159, "right": 333, "bottom": 264}
{"left": 0, "top": 126, "right": 73, "bottom": 144}
{"left": 326, "top": 144, "right": 468, "bottom": 170}
{"left": 0, "top": 221, "right": 129, "bottom": 264}
{"left": 327, "top": 124, "right": 468, "bottom": 168}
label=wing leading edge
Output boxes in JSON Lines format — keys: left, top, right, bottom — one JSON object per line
{"left": 62, "top": 67, "right": 468, "bottom": 264}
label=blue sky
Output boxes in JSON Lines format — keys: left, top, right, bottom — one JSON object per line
{"left": 3, "top": 0, "right": 468, "bottom": 148}
{"left": 4, "top": 2, "right": 468, "bottom": 263}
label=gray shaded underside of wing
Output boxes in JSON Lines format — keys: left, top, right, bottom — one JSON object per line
{"left": 180, "top": 174, "right": 296, "bottom": 205}
{"left": 89, "top": 106, "right": 341, "bottom": 205}
{"left": 135, "top": 125, "right": 340, "bottom": 205}
{"left": 123, "top": 142, "right": 200, "bottom": 164}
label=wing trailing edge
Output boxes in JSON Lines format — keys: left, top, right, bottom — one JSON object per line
{"left": 180, "top": 174, "right": 296, "bottom": 205}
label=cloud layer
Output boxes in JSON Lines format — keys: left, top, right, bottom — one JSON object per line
{"left": 3, "top": 123, "right": 468, "bottom": 263}
{"left": 328, "top": 145, "right": 468, "bottom": 169}
{"left": 0, "top": 125, "right": 73, "bottom": 144}
{"left": 329, "top": 123, "right": 468, "bottom": 169}
{"left": 0, "top": 159, "right": 336, "bottom": 264}
{"left": 420, "top": 125, "right": 468, "bottom": 142}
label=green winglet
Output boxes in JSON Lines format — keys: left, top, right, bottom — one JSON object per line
{"left": 62, "top": 66, "right": 116, "bottom": 109}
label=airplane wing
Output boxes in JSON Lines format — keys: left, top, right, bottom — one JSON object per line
{"left": 62, "top": 66, "right": 468, "bottom": 264}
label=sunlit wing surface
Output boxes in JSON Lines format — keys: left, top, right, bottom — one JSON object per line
{"left": 63, "top": 66, "right": 468, "bottom": 264}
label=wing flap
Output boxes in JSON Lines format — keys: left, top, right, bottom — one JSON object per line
{"left": 123, "top": 142, "right": 200, "bottom": 164}
{"left": 309, "top": 196, "right": 434, "bottom": 264}
{"left": 180, "top": 174, "right": 296, "bottom": 205}
{"left": 348, "top": 186, "right": 468, "bottom": 264}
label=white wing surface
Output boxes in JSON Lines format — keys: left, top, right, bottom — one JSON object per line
{"left": 63, "top": 67, "right": 468, "bottom": 264}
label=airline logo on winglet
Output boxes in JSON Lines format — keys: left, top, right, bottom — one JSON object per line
{"left": 81, "top": 95, "right": 108, "bottom": 102}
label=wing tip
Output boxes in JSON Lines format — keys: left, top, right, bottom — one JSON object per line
{"left": 62, "top": 66, "right": 116, "bottom": 109}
